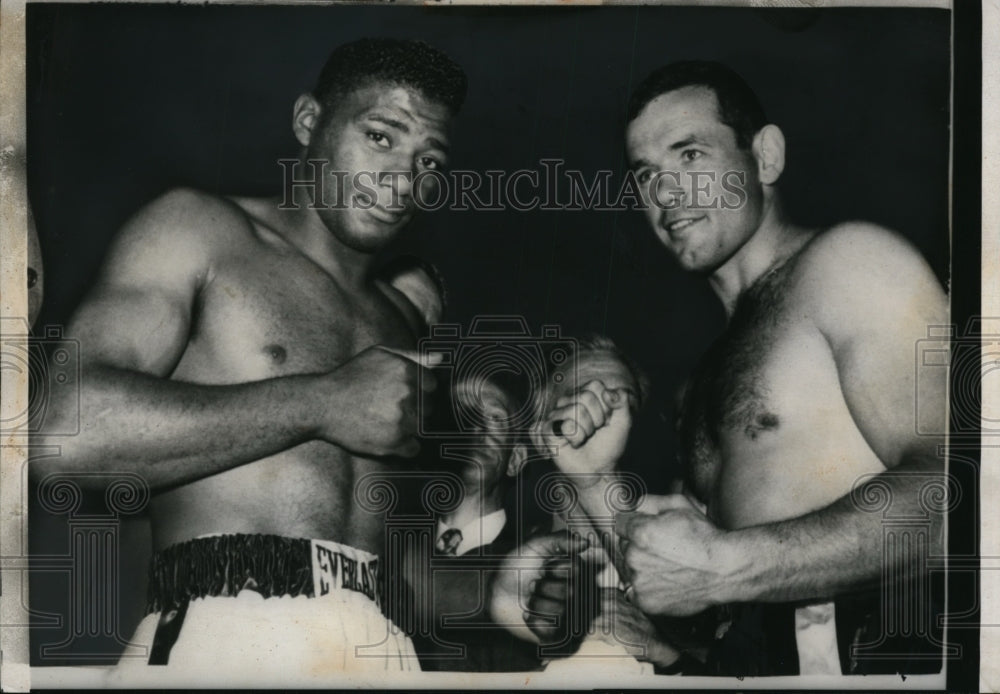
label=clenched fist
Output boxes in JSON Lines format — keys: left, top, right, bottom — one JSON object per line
{"left": 490, "top": 531, "right": 599, "bottom": 649}
{"left": 615, "top": 494, "right": 744, "bottom": 616}
{"left": 537, "top": 379, "right": 636, "bottom": 478}
{"left": 315, "top": 345, "right": 439, "bottom": 457}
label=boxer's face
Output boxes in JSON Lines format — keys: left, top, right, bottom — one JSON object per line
{"left": 626, "top": 86, "right": 765, "bottom": 274}
{"left": 297, "top": 83, "right": 452, "bottom": 253}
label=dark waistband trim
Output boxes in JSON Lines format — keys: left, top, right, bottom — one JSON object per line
{"left": 145, "top": 534, "right": 314, "bottom": 614}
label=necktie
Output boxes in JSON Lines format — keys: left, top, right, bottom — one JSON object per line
{"left": 435, "top": 528, "right": 463, "bottom": 556}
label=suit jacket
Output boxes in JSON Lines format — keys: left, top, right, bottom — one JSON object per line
{"left": 412, "top": 493, "right": 548, "bottom": 673}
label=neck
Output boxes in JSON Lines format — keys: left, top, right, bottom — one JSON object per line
{"left": 707, "top": 196, "right": 812, "bottom": 317}
{"left": 272, "top": 177, "right": 375, "bottom": 289}
{"left": 441, "top": 482, "right": 505, "bottom": 529}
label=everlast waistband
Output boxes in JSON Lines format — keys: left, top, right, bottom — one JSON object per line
{"left": 143, "top": 534, "right": 383, "bottom": 666}
{"left": 145, "top": 533, "right": 382, "bottom": 615}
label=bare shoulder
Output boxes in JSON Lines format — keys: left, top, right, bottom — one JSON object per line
{"left": 790, "top": 221, "right": 946, "bottom": 338}
{"left": 102, "top": 188, "right": 255, "bottom": 286}
{"left": 67, "top": 188, "right": 260, "bottom": 372}
{"left": 116, "top": 187, "right": 253, "bottom": 256}
{"left": 796, "top": 221, "right": 934, "bottom": 282}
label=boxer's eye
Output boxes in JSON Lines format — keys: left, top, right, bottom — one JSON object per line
{"left": 636, "top": 169, "right": 652, "bottom": 185}
{"left": 681, "top": 149, "right": 703, "bottom": 163}
{"left": 418, "top": 155, "right": 442, "bottom": 171}
{"left": 367, "top": 131, "right": 391, "bottom": 148}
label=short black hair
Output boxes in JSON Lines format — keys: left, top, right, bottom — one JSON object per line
{"left": 313, "top": 38, "right": 467, "bottom": 118}
{"left": 627, "top": 60, "right": 767, "bottom": 150}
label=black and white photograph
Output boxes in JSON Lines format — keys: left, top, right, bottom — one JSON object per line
{"left": 0, "top": 0, "right": 989, "bottom": 689}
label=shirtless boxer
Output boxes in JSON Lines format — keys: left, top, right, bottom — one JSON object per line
{"left": 34, "top": 38, "right": 467, "bottom": 682}
{"left": 614, "top": 61, "right": 948, "bottom": 675}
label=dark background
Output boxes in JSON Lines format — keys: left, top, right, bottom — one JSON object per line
{"left": 25, "top": 4, "right": 951, "bottom": 666}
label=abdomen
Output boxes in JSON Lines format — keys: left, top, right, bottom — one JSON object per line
{"left": 149, "top": 442, "right": 371, "bottom": 551}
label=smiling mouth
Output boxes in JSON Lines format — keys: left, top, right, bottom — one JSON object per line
{"left": 367, "top": 206, "right": 410, "bottom": 225}
{"left": 664, "top": 215, "right": 706, "bottom": 235}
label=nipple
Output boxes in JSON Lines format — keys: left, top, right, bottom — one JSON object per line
{"left": 264, "top": 344, "right": 287, "bottom": 364}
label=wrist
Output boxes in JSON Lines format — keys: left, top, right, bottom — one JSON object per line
{"left": 714, "top": 527, "right": 762, "bottom": 604}
{"left": 565, "top": 468, "right": 617, "bottom": 490}
{"left": 301, "top": 372, "right": 339, "bottom": 440}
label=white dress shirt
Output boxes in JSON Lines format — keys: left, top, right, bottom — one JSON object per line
{"left": 435, "top": 509, "right": 507, "bottom": 556}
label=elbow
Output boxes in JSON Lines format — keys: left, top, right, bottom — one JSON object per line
{"left": 33, "top": 391, "right": 89, "bottom": 468}
{"left": 31, "top": 390, "right": 115, "bottom": 487}
{"left": 35, "top": 356, "right": 88, "bottom": 440}
{"left": 33, "top": 359, "right": 127, "bottom": 471}
{"left": 27, "top": 442, "right": 112, "bottom": 491}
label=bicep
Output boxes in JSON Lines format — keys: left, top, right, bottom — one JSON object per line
{"left": 69, "top": 282, "right": 193, "bottom": 376}
{"left": 836, "top": 314, "right": 946, "bottom": 468}
{"left": 810, "top": 226, "right": 948, "bottom": 467}
{"left": 67, "top": 190, "right": 216, "bottom": 377}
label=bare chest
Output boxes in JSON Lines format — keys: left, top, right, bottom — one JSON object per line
{"left": 174, "top": 249, "right": 414, "bottom": 383}
{"left": 678, "top": 266, "right": 856, "bottom": 525}
{"left": 153, "top": 241, "right": 414, "bottom": 549}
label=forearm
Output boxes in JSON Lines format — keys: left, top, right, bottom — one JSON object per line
{"left": 571, "top": 471, "right": 633, "bottom": 579}
{"left": 572, "top": 471, "right": 630, "bottom": 521}
{"left": 722, "top": 454, "right": 944, "bottom": 604}
{"left": 36, "top": 364, "right": 321, "bottom": 489}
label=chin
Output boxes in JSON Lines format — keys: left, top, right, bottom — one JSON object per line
{"left": 670, "top": 250, "right": 708, "bottom": 273}
{"left": 337, "top": 223, "right": 400, "bottom": 254}
{"left": 672, "top": 243, "right": 730, "bottom": 274}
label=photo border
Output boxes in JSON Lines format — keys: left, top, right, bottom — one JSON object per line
{"left": 0, "top": 0, "right": 989, "bottom": 690}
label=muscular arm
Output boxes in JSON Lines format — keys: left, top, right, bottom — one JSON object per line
{"left": 721, "top": 224, "right": 948, "bottom": 603}
{"left": 724, "top": 454, "right": 940, "bottom": 603}
{"left": 35, "top": 189, "right": 424, "bottom": 490}
{"left": 542, "top": 384, "right": 638, "bottom": 574}
{"left": 40, "top": 364, "right": 327, "bottom": 490}
{"left": 621, "top": 224, "right": 948, "bottom": 614}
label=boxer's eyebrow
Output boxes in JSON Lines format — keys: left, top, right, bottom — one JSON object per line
{"left": 669, "top": 135, "right": 710, "bottom": 151}
{"left": 366, "top": 114, "right": 409, "bottom": 133}
{"left": 365, "top": 113, "right": 450, "bottom": 154}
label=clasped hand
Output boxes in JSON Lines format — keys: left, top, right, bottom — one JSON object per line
{"left": 614, "top": 494, "right": 744, "bottom": 616}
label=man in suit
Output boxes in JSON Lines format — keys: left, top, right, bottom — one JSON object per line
{"left": 404, "top": 368, "right": 544, "bottom": 671}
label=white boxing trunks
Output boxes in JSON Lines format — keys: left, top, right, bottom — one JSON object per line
{"left": 110, "top": 534, "right": 418, "bottom": 687}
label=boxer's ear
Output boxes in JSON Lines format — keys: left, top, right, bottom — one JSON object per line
{"left": 752, "top": 124, "right": 785, "bottom": 186}
{"left": 292, "top": 94, "right": 323, "bottom": 147}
